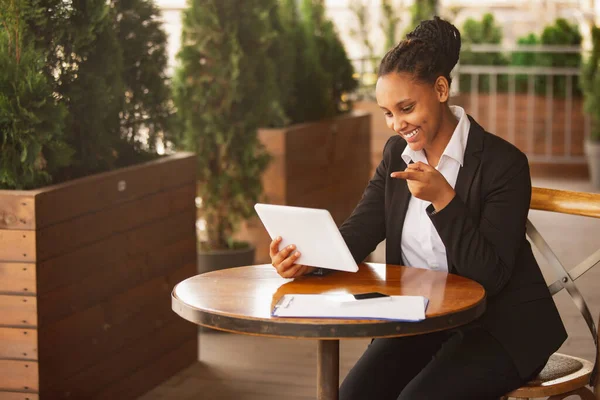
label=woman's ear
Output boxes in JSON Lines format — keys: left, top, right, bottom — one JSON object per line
{"left": 434, "top": 76, "right": 449, "bottom": 103}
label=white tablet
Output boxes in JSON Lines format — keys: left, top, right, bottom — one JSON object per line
{"left": 254, "top": 203, "right": 359, "bottom": 273}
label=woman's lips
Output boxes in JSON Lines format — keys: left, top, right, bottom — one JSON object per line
{"left": 402, "top": 128, "right": 420, "bottom": 143}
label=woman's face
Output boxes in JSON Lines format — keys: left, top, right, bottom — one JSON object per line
{"left": 375, "top": 72, "right": 448, "bottom": 152}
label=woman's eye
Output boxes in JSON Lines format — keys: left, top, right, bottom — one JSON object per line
{"left": 384, "top": 111, "right": 392, "bottom": 117}
{"left": 402, "top": 104, "right": 415, "bottom": 113}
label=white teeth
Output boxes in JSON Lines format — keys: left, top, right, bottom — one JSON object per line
{"left": 404, "top": 128, "right": 419, "bottom": 138}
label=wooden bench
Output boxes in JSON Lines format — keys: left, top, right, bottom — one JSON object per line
{"left": 502, "top": 187, "right": 600, "bottom": 400}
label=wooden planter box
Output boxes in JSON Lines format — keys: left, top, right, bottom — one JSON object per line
{"left": 0, "top": 153, "right": 198, "bottom": 399}
{"left": 239, "top": 110, "right": 372, "bottom": 263}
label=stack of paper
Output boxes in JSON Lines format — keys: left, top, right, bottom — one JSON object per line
{"left": 272, "top": 294, "right": 428, "bottom": 321}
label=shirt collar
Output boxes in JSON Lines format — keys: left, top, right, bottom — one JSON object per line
{"left": 401, "top": 105, "right": 470, "bottom": 167}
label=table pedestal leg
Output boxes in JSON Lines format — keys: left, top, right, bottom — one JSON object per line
{"left": 317, "top": 339, "right": 339, "bottom": 400}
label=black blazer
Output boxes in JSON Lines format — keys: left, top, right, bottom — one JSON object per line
{"left": 339, "top": 116, "right": 567, "bottom": 378}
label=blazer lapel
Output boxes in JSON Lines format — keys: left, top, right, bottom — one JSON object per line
{"left": 388, "top": 154, "right": 412, "bottom": 265}
{"left": 447, "top": 116, "right": 484, "bottom": 272}
{"left": 455, "top": 116, "right": 484, "bottom": 203}
{"left": 394, "top": 179, "right": 412, "bottom": 265}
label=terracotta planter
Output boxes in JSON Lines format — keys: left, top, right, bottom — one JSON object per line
{"left": 238, "top": 110, "right": 372, "bottom": 263}
{"left": 0, "top": 153, "right": 198, "bottom": 399}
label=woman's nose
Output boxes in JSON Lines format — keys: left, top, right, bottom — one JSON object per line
{"left": 394, "top": 117, "right": 407, "bottom": 134}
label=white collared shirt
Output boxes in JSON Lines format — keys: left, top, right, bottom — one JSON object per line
{"left": 400, "top": 106, "right": 470, "bottom": 271}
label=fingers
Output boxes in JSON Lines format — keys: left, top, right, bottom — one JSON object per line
{"left": 270, "top": 239, "right": 300, "bottom": 275}
{"left": 289, "top": 265, "right": 316, "bottom": 278}
{"left": 268, "top": 238, "right": 313, "bottom": 279}
{"left": 269, "top": 236, "right": 282, "bottom": 259}
{"left": 390, "top": 170, "right": 423, "bottom": 180}
{"left": 405, "top": 162, "right": 425, "bottom": 171}
{"left": 272, "top": 242, "right": 297, "bottom": 266}
{"left": 279, "top": 261, "right": 306, "bottom": 279}
{"left": 414, "top": 161, "right": 435, "bottom": 171}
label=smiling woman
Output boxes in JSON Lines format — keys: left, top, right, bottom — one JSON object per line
{"left": 376, "top": 19, "right": 461, "bottom": 168}
{"left": 268, "top": 16, "right": 567, "bottom": 400}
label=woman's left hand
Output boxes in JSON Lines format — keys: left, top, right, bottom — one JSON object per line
{"left": 390, "top": 161, "right": 456, "bottom": 211}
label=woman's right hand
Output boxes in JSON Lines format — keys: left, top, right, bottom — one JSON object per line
{"left": 270, "top": 236, "right": 315, "bottom": 278}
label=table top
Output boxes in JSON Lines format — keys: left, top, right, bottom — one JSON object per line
{"left": 172, "top": 263, "right": 486, "bottom": 339}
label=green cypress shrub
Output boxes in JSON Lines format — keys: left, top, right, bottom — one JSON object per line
{"left": 538, "top": 19, "right": 581, "bottom": 96}
{"left": 512, "top": 19, "right": 581, "bottom": 96}
{"left": 581, "top": 25, "right": 600, "bottom": 141}
{"left": 172, "top": 0, "right": 282, "bottom": 250}
{"left": 19, "top": 0, "right": 173, "bottom": 183}
{"left": 0, "top": 0, "right": 72, "bottom": 189}
{"left": 268, "top": 0, "right": 358, "bottom": 124}
{"left": 27, "top": 0, "right": 125, "bottom": 180}
{"left": 380, "top": 0, "right": 401, "bottom": 52}
{"left": 112, "top": 0, "right": 175, "bottom": 157}
{"left": 298, "top": 0, "right": 357, "bottom": 120}
{"left": 459, "top": 13, "right": 509, "bottom": 93}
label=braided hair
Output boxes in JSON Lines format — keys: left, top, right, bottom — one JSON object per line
{"left": 378, "top": 17, "right": 461, "bottom": 86}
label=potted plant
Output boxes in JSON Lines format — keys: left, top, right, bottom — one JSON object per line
{"left": 581, "top": 25, "right": 600, "bottom": 188}
{"left": 241, "top": 0, "right": 371, "bottom": 263}
{"left": 172, "top": 0, "right": 283, "bottom": 272}
{"left": 0, "top": 1, "right": 197, "bottom": 398}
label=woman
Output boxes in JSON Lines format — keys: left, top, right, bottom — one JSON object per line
{"left": 269, "top": 17, "right": 567, "bottom": 399}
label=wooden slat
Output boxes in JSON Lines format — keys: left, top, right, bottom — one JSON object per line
{"left": 0, "top": 360, "right": 38, "bottom": 392}
{"left": 529, "top": 162, "right": 590, "bottom": 179}
{"left": 93, "top": 339, "right": 197, "bottom": 400}
{"left": 531, "top": 187, "right": 600, "bottom": 218}
{"left": 37, "top": 182, "right": 195, "bottom": 261}
{"left": 0, "top": 328, "right": 37, "bottom": 360}
{"left": 0, "top": 263, "right": 36, "bottom": 295}
{"left": 37, "top": 210, "right": 196, "bottom": 325}
{"left": 284, "top": 112, "right": 369, "bottom": 164}
{"left": 39, "top": 262, "right": 195, "bottom": 382}
{"left": 0, "top": 194, "right": 36, "bottom": 230}
{"left": 0, "top": 392, "right": 39, "bottom": 400}
{"left": 0, "top": 295, "right": 37, "bottom": 328}
{"left": 258, "top": 111, "right": 370, "bottom": 208}
{"left": 34, "top": 152, "right": 195, "bottom": 228}
{"left": 286, "top": 163, "right": 369, "bottom": 199}
{"left": 259, "top": 128, "right": 287, "bottom": 205}
{"left": 0, "top": 231, "right": 36, "bottom": 262}
{"left": 37, "top": 206, "right": 195, "bottom": 298}
{"left": 42, "top": 318, "right": 196, "bottom": 398}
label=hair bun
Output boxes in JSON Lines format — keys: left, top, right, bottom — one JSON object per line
{"left": 406, "top": 16, "right": 461, "bottom": 75}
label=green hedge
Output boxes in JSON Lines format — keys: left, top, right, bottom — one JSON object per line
{"left": 458, "top": 16, "right": 582, "bottom": 97}
{"left": 1, "top": 0, "right": 172, "bottom": 190}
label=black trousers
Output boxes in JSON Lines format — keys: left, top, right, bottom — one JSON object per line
{"left": 339, "top": 325, "right": 543, "bottom": 400}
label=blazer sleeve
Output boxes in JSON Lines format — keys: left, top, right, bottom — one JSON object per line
{"left": 338, "top": 138, "right": 392, "bottom": 264}
{"left": 427, "top": 151, "right": 531, "bottom": 297}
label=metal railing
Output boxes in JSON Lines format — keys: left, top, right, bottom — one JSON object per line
{"left": 352, "top": 44, "right": 590, "bottom": 164}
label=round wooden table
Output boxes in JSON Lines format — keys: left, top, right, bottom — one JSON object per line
{"left": 172, "top": 263, "right": 486, "bottom": 400}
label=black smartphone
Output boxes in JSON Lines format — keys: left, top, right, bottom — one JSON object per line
{"left": 353, "top": 292, "right": 390, "bottom": 300}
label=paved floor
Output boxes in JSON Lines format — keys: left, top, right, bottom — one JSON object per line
{"left": 140, "top": 178, "right": 599, "bottom": 400}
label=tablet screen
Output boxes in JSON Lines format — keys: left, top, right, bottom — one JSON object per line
{"left": 254, "top": 203, "right": 359, "bottom": 273}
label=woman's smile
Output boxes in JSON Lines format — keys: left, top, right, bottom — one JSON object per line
{"left": 402, "top": 127, "right": 420, "bottom": 142}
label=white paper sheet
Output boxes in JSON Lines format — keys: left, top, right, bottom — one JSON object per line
{"left": 272, "top": 294, "right": 428, "bottom": 321}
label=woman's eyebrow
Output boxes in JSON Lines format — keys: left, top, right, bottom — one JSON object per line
{"left": 395, "top": 98, "right": 412, "bottom": 107}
